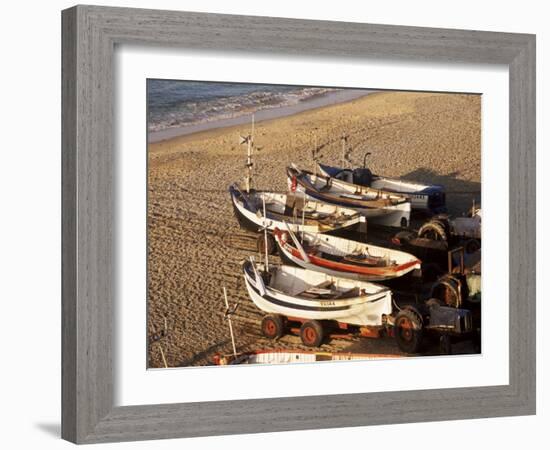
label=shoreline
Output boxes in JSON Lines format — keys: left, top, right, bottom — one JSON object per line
{"left": 148, "top": 89, "right": 374, "bottom": 144}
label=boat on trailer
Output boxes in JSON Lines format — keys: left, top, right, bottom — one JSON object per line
{"left": 318, "top": 162, "right": 446, "bottom": 214}
{"left": 242, "top": 259, "right": 392, "bottom": 328}
{"left": 229, "top": 183, "right": 365, "bottom": 234}
{"left": 286, "top": 165, "right": 411, "bottom": 228}
{"left": 273, "top": 226, "right": 421, "bottom": 281}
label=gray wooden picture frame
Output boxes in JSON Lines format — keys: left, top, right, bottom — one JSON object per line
{"left": 61, "top": 5, "right": 536, "bottom": 444}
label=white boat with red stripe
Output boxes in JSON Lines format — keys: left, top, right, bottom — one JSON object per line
{"left": 273, "top": 225, "right": 421, "bottom": 281}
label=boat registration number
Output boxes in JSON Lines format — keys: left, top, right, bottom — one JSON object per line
{"left": 320, "top": 301, "right": 336, "bottom": 306}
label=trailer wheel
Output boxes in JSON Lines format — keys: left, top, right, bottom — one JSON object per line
{"left": 261, "top": 315, "right": 285, "bottom": 340}
{"left": 300, "top": 320, "right": 324, "bottom": 347}
{"left": 418, "top": 220, "right": 448, "bottom": 242}
{"left": 394, "top": 309, "right": 423, "bottom": 354}
{"left": 257, "top": 233, "right": 277, "bottom": 255}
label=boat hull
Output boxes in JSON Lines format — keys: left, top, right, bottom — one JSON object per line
{"left": 318, "top": 163, "right": 446, "bottom": 214}
{"left": 287, "top": 166, "right": 411, "bottom": 228}
{"left": 243, "top": 261, "right": 392, "bottom": 326}
{"left": 229, "top": 184, "right": 364, "bottom": 233}
{"left": 274, "top": 230, "right": 421, "bottom": 281}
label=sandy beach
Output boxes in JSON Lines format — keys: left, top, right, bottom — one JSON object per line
{"left": 147, "top": 91, "right": 481, "bottom": 368}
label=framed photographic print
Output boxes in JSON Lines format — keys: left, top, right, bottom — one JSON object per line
{"left": 62, "top": 5, "right": 536, "bottom": 443}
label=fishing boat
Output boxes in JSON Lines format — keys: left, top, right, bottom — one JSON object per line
{"left": 273, "top": 226, "right": 421, "bottom": 281}
{"left": 318, "top": 162, "right": 446, "bottom": 214}
{"left": 242, "top": 259, "right": 392, "bottom": 327}
{"left": 229, "top": 183, "right": 365, "bottom": 234}
{"left": 286, "top": 165, "right": 411, "bottom": 228}
{"left": 212, "top": 350, "right": 400, "bottom": 365}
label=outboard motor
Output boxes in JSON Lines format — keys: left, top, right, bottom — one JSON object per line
{"left": 352, "top": 168, "right": 373, "bottom": 187}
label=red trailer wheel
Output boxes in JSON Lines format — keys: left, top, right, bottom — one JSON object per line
{"left": 394, "top": 309, "right": 423, "bottom": 354}
{"left": 300, "top": 321, "right": 324, "bottom": 347}
{"left": 261, "top": 315, "right": 284, "bottom": 340}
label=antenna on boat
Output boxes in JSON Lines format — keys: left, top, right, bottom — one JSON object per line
{"left": 301, "top": 189, "right": 306, "bottom": 242}
{"left": 222, "top": 286, "right": 238, "bottom": 359}
{"left": 309, "top": 128, "right": 323, "bottom": 174}
{"left": 314, "top": 133, "right": 318, "bottom": 174}
{"left": 363, "top": 151, "right": 372, "bottom": 168}
{"left": 262, "top": 196, "right": 269, "bottom": 272}
{"left": 240, "top": 114, "right": 256, "bottom": 193}
{"left": 341, "top": 133, "right": 348, "bottom": 168}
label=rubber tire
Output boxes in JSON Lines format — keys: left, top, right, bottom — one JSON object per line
{"left": 431, "top": 275, "right": 462, "bottom": 308}
{"left": 394, "top": 309, "right": 424, "bottom": 354}
{"left": 261, "top": 315, "right": 285, "bottom": 340}
{"left": 418, "top": 220, "right": 448, "bottom": 242}
{"left": 300, "top": 320, "right": 324, "bottom": 347}
{"left": 257, "top": 233, "right": 277, "bottom": 255}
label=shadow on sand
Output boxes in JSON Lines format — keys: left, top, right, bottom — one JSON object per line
{"left": 400, "top": 168, "right": 481, "bottom": 216}
{"left": 177, "top": 339, "right": 232, "bottom": 367}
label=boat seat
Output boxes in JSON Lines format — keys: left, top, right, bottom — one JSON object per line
{"left": 334, "top": 286, "right": 361, "bottom": 299}
{"left": 342, "top": 254, "right": 387, "bottom": 267}
{"left": 297, "top": 280, "right": 335, "bottom": 298}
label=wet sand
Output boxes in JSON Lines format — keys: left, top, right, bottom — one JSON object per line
{"left": 147, "top": 91, "right": 481, "bottom": 368}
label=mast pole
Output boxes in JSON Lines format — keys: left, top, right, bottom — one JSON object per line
{"left": 301, "top": 189, "right": 306, "bottom": 242}
{"left": 262, "top": 196, "right": 269, "bottom": 272}
{"left": 246, "top": 138, "right": 252, "bottom": 193}
{"left": 223, "top": 287, "right": 238, "bottom": 359}
{"left": 244, "top": 114, "right": 256, "bottom": 193}
{"left": 341, "top": 134, "right": 346, "bottom": 168}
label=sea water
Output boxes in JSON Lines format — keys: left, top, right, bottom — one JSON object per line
{"left": 147, "top": 79, "right": 370, "bottom": 141}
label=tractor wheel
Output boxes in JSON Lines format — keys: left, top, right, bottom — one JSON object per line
{"left": 394, "top": 309, "right": 424, "bottom": 354}
{"left": 431, "top": 275, "right": 462, "bottom": 308}
{"left": 300, "top": 320, "right": 324, "bottom": 347}
{"left": 257, "top": 233, "right": 277, "bottom": 255}
{"left": 261, "top": 315, "right": 285, "bottom": 340}
{"left": 418, "top": 220, "right": 448, "bottom": 242}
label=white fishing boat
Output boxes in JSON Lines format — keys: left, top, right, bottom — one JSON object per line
{"left": 318, "top": 162, "right": 446, "bottom": 214}
{"left": 273, "top": 226, "right": 421, "bottom": 281}
{"left": 229, "top": 183, "right": 365, "bottom": 234}
{"left": 242, "top": 260, "right": 392, "bottom": 327}
{"left": 286, "top": 165, "right": 411, "bottom": 228}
